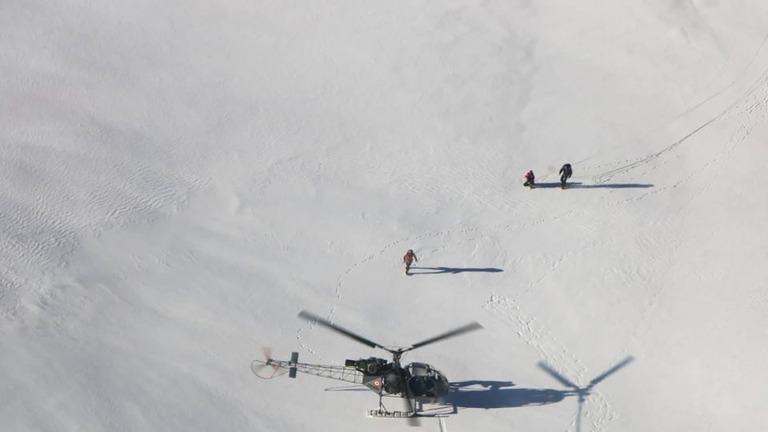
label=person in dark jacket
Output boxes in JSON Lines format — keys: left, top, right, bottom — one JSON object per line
{"left": 559, "top": 163, "right": 572, "bottom": 188}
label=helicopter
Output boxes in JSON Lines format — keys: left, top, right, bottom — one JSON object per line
{"left": 252, "top": 310, "right": 483, "bottom": 424}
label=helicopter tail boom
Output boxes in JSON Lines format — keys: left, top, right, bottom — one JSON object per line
{"left": 251, "top": 352, "right": 366, "bottom": 385}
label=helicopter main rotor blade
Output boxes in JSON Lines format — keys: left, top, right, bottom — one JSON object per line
{"left": 407, "top": 321, "right": 483, "bottom": 351}
{"left": 298, "top": 310, "right": 389, "bottom": 351}
{"left": 537, "top": 361, "right": 579, "bottom": 390}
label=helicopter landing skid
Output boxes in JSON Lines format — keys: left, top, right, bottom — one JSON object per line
{"left": 367, "top": 409, "right": 415, "bottom": 419}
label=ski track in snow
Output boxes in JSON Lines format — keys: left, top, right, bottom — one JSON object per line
{"left": 591, "top": 45, "right": 768, "bottom": 185}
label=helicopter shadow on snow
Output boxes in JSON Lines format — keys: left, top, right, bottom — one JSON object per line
{"left": 408, "top": 267, "right": 503, "bottom": 275}
{"left": 532, "top": 182, "right": 654, "bottom": 189}
{"left": 434, "top": 381, "right": 567, "bottom": 412}
{"left": 325, "top": 381, "right": 567, "bottom": 412}
{"left": 421, "top": 356, "right": 635, "bottom": 423}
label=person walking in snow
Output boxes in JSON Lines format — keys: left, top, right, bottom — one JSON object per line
{"left": 403, "top": 249, "right": 418, "bottom": 275}
{"left": 559, "top": 163, "right": 572, "bottom": 188}
{"left": 523, "top": 170, "right": 535, "bottom": 188}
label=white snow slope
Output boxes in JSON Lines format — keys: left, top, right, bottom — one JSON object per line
{"left": 2, "top": 1, "right": 768, "bottom": 431}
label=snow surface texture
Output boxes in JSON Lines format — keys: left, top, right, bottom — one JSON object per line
{"left": 2, "top": 1, "right": 768, "bottom": 431}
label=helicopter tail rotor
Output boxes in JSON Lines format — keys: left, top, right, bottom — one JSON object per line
{"left": 251, "top": 347, "right": 288, "bottom": 379}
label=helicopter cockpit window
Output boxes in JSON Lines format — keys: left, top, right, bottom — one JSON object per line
{"left": 409, "top": 362, "right": 430, "bottom": 376}
{"left": 409, "top": 362, "right": 442, "bottom": 377}
{"left": 407, "top": 363, "right": 437, "bottom": 396}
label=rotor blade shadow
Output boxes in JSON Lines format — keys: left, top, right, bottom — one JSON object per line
{"left": 409, "top": 267, "right": 503, "bottom": 275}
{"left": 589, "top": 356, "right": 635, "bottom": 387}
{"left": 538, "top": 356, "right": 635, "bottom": 432}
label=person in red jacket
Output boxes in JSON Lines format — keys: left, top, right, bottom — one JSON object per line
{"left": 523, "top": 170, "right": 535, "bottom": 188}
{"left": 403, "top": 249, "right": 418, "bottom": 275}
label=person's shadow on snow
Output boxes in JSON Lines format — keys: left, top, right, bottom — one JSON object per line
{"left": 409, "top": 267, "right": 503, "bottom": 275}
{"left": 532, "top": 182, "right": 654, "bottom": 189}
